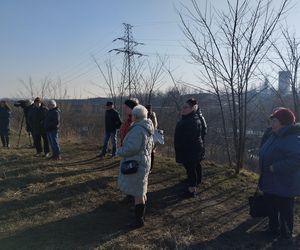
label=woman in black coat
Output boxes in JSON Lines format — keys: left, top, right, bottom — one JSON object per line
{"left": 174, "top": 98, "right": 206, "bottom": 198}
{"left": 0, "top": 100, "right": 11, "bottom": 148}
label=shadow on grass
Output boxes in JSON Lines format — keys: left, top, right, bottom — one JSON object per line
{"left": 0, "top": 199, "right": 131, "bottom": 250}
{"left": 0, "top": 160, "right": 119, "bottom": 192}
{"left": 189, "top": 218, "right": 300, "bottom": 250}
{"left": 0, "top": 175, "right": 115, "bottom": 220}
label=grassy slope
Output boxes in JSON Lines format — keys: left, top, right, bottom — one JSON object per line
{"left": 0, "top": 141, "right": 299, "bottom": 250}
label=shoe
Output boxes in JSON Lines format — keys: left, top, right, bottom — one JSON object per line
{"left": 35, "top": 153, "right": 43, "bottom": 157}
{"left": 127, "top": 218, "right": 144, "bottom": 229}
{"left": 97, "top": 153, "right": 105, "bottom": 158}
{"left": 181, "top": 190, "right": 197, "bottom": 199}
{"left": 51, "top": 156, "right": 61, "bottom": 161}
{"left": 266, "top": 228, "right": 280, "bottom": 238}
{"left": 45, "top": 153, "right": 51, "bottom": 158}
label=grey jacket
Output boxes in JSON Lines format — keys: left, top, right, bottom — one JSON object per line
{"left": 117, "top": 118, "right": 154, "bottom": 196}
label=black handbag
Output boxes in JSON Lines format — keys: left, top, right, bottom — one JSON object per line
{"left": 248, "top": 176, "right": 268, "bottom": 218}
{"left": 121, "top": 160, "right": 139, "bottom": 175}
{"left": 248, "top": 192, "right": 268, "bottom": 218}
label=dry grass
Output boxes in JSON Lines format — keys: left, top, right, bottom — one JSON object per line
{"left": 0, "top": 140, "right": 300, "bottom": 250}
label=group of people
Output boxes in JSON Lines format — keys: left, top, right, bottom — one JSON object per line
{"left": 2, "top": 95, "right": 300, "bottom": 237}
{"left": 113, "top": 98, "right": 300, "bottom": 239}
{"left": 99, "top": 97, "right": 206, "bottom": 228}
{"left": 0, "top": 97, "right": 61, "bottom": 160}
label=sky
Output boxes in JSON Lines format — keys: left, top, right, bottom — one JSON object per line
{"left": 1, "top": 0, "right": 300, "bottom": 99}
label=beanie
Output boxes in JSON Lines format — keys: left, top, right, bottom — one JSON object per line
{"left": 124, "top": 99, "right": 138, "bottom": 110}
{"left": 270, "top": 108, "right": 295, "bottom": 125}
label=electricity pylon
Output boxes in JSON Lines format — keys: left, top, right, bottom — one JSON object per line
{"left": 109, "top": 23, "right": 146, "bottom": 97}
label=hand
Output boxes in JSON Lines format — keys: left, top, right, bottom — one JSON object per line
{"left": 269, "top": 165, "right": 274, "bottom": 173}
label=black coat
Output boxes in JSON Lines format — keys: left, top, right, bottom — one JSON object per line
{"left": 27, "top": 105, "right": 48, "bottom": 134}
{"left": 44, "top": 107, "right": 60, "bottom": 132}
{"left": 105, "top": 108, "right": 122, "bottom": 132}
{"left": 174, "top": 111, "right": 205, "bottom": 164}
{"left": 0, "top": 108, "right": 11, "bottom": 135}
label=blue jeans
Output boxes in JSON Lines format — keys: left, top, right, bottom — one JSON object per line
{"left": 47, "top": 130, "right": 61, "bottom": 157}
{"left": 101, "top": 131, "right": 117, "bottom": 156}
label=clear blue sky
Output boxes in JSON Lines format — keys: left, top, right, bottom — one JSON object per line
{"left": 1, "top": 0, "right": 299, "bottom": 98}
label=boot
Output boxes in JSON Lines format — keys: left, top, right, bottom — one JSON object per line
{"left": 127, "top": 203, "right": 145, "bottom": 229}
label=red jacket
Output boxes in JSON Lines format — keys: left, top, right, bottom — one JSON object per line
{"left": 120, "top": 114, "right": 132, "bottom": 145}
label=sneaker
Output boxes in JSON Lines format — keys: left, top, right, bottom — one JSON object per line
{"left": 45, "top": 153, "right": 51, "bottom": 158}
{"left": 35, "top": 153, "right": 43, "bottom": 157}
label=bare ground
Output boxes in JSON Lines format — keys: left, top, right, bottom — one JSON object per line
{"left": 0, "top": 141, "right": 299, "bottom": 250}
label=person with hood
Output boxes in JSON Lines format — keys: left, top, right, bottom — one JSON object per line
{"left": 259, "top": 108, "right": 300, "bottom": 239}
{"left": 97, "top": 101, "right": 122, "bottom": 158}
{"left": 0, "top": 100, "right": 11, "bottom": 148}
{"left": 44, "top": 100, "right": 61, "bottom": 160}
{"left": 117, "top": 105, "right": 154, "bottom": 229}
{"left": 120, "top": 99, "right": 139, "bottom": 145}
{"left": 27, "top": 97, "right": 49, "bottom": 156}
{"left": 174, "top": 98, "right": 206, "bottom": 198}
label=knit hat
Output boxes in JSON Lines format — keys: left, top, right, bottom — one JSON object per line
{"left": 270, "top": 108, "right": 295, "bottom": 125}
{"left": 106, "top": 101, "right": 113, "bottom": 107}
{"left": 124, "top": 99, "right": 138, "bottom": 110}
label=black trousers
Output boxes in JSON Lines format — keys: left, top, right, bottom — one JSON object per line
{"left": 1, "top": 135, "right": 9, "bottom": 147}
{"left": 183, "top": 161, "right": 202, "bottom": 187}
{"left": 264, "top": 193, "right": 294, "bottom": 237}
{"left": 32, "top": 133, "right": 49, "bottom": 154}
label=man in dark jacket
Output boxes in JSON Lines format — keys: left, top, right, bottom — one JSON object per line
{"left": 27, "top": 97, "right": 49, "bottom": 156}
{"left": 98, "top": 101, "right": 122, "bottom": 158}
{"left": 44, "top": 100, "right": 61, "bottom": 160}
{"left": 174, "top": 98, "right": 205, "bottom": 198}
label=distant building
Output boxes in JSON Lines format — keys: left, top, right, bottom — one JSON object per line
{"left": 278, "top": 71, "right": 291, "bottom": 95}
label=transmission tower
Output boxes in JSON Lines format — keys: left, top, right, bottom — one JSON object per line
{"left": 109, "top": 23, "right": 146, "bottom": 97}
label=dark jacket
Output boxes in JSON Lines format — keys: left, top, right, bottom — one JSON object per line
{"left": 105, "top": 108, "right": 122, "bottom": 132}
{"left": 260, "top": 127, "right": 272, "bottom": 148}
{"left": 259, "top": 124, "right": 300, "bottom": 197}
{"left": 27, "top": 105, "right": 48, "bottom": 134}
{"left": 44, "top": 107, "right": 60, "bottom": 132}
{"left": 174, "top": 111, "right": 205, "bottom": 164}
{"left": 0, "top": 108, "right": 11, "bottom": 135}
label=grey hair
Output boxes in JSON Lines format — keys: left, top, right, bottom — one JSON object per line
{"left": 49, "top": 100, "right": 57, "bottom": 107}
{"left": 132, "top": 105, "right": 148, "bottom": 120}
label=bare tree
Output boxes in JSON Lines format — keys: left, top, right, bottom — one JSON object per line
{"left": 180, "top": 0, "right": 289, "bottom": 173}
{"left": 137, "top": 56, "right": 167, "bottom": 104}
{"left": 270, "top": 28, "right": 300, "bottom": 120}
